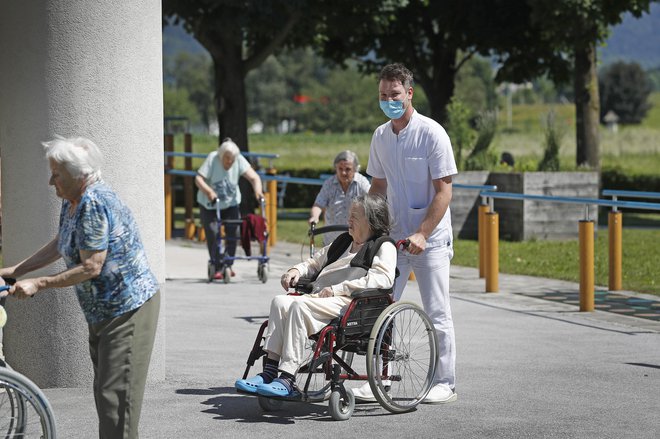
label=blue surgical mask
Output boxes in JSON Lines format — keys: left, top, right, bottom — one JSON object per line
{"left": 380, "top": 100, "right": 406, "bottom": 120}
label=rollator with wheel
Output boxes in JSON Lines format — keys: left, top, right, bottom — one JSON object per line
{"left": 207, "top": 197, "right": 269, "bottom": 284}
{"left": 237, "top": 238, "right": 438, "bottom": 421}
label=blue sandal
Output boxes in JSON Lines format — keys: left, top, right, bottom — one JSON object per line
{"left": 256, "top": 378, "right": 298, "bottom": 397}
{"left": 235, "top": 375, "right": 265, "bottom": 393}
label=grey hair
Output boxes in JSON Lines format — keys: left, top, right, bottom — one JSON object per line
{"left": 43, "top": 136, "right": 103, "bottom": 183}
{"left": 217, "top": 137, "right": 240, "bottom": 159}
{"left": 354, "top": 193, "right": 391, "bottom": 237}
{"left": 379, "top": 63, "right": 414, "bottom": 89}
{"left": 334, "top": 150, "right": 360, "bottom": 171}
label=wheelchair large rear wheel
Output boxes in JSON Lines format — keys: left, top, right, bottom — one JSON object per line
{"left": 0, "top": 367, "right": 57, "bottom": 438}
{"left": 366, "top": 302, "right": 438, "bottom": 413}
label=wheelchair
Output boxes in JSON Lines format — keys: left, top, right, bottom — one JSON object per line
{"left": 238, "top": 269, "right": 439, "bottom": 420}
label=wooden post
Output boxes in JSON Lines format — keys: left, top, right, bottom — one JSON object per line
{"left": 579, "top": 220, "right": 595, "bottom": 311}
{"left": 184, "top": 133, "right": 194, "bottom": 223}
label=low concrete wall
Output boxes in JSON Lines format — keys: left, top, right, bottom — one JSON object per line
{"left": 451, "top": 171, "right": 599, "bottom": 241}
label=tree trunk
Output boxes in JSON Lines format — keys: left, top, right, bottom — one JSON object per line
{"left": 209, "top": 52, "right": 256, "bottom": 215}
{"left": 416, "top": 47, "right": 457, "bottom": 126}
{"left": 212, "top": 55, "right": 249, "bottom": 152}
{"left": 574, "top": 42, "right": 600, "bottom": 169}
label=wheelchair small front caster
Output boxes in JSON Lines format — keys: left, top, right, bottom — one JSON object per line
{"left": 258, "top": 395, "right": 283, "bottom": 412}
{"left": 328, "top": 388, "right": 354, "bottom": 421}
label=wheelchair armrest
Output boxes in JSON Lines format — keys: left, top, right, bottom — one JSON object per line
{"left": 350, "top": 288, "right": 392, "bottom": 299}
{"left": 294, "top": 277, "right": 315, "bottom": 295}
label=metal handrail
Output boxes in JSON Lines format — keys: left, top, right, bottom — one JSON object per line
{"left": 164, "top": 151, "right": 280, "bottom": 169}
{"left": 480, "top": 190, "right": 660, "bottom": 220}
{"left": 166, "top": 168, "right": 503, "bottom": 190}
{"left": 602, "top": 189, "right": 660, "bottom": 212}
{"left": 454, "top": 184, "right": 498, "bottom": 205}
{"left": 602, "top": 189, "right": 660, "bottom": 199}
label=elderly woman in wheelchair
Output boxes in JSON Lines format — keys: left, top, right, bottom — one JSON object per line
{"left": 235, "top": 194, "right": 396, "bottom": 397}
{"left": 236, "top": 194, "right": 439, "bottom": 420}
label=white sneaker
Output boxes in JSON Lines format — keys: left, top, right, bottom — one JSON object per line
{"left": 351, "top": 382, "right": 376, "bottom": 402}
{"left": 423, "top": 384, "right": 457, "bottom": 404}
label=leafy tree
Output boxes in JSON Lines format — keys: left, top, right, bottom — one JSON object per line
{"left": 538, "top": 110, "right": 564, "bottom": 171}
{"left": 445, "top": 98, "right": 475, "bottom": 170}
{"left": 163, "top": 0, "right": 312, "bottom": 150}
{"left": 163, "top": 85, "right": 201, "bottom": 126}
{"left": 454, "top": 55, "right": 498, "bottom": 115}
{"left": 318, "top": 0, "right": 543, "bottom": 123}
{"left": 464, "top": 110, "right": 498, "bottom": 170}
{"left": 245, "top": 55, "right": 292, "bottom": 132}
{"left": 501, "top": 0, "right": 654, "bottom": 168}
{"left": 599, "top": 61, "right": 653, "bottom": 124}
{"left": 164, "top": 52, "right": 215, "bottom": 132}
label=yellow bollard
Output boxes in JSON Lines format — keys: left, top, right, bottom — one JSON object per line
{"left": 409, "top": 272, "right": 416, "bottom": 281}
{"left": 164, "top": 174, "right": 172, "bottom": 240}
{"left": 478, "top": 204, "right": 489, "bottom": 279}
{"left": 608, "top": 211, "right": 623, "bottom": 291}
{"left": 184, "top": 219, "right": 196, "bottom": 240}
{"left": 485, "top": 212, "right": 499, "bottom": 293}
{"left": 164, "top": 134, "right": 174, "bottom": 240}
{"left": 266, "top": 168, "right": 278, "bottom": 248}
{"left": 579, "top": 220, "right": 595, "bottom": 311}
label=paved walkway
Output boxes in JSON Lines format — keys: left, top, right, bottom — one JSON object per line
{"left": 45, "top": 239, "right": 660, "bottom": 438}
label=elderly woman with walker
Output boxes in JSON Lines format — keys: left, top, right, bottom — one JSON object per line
{"left": 0, "top": 136, "right": 160, "bottom": 439}
{"left": 195, "top": 138, "right": 264, "bottom": 281}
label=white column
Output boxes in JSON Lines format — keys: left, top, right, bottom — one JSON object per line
{"left": 0, "top": 0, "right": 165, "bottom": 387}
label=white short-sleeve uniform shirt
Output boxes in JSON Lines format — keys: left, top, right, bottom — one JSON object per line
{"left": 367, "top": 110, "right": 458, "bottom": 247}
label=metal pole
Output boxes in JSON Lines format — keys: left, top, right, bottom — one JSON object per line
{"left": 579, "top": 220, "right": 595, "bottom": 311}
{"left": 608, "top": 211, "right": 623, "bottom": 291}
{"left": 485, "top": 212, "right": 499, "bottom": 293}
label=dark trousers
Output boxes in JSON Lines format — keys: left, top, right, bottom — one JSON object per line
{"left": 200, "top": 204, "right": 240, "bottom": 269}
{"left": 89, "top": 291, "right": 160, "bottom": 439}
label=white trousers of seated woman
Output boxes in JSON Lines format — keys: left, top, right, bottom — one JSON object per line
{"left": 264, "top": 294, "right": 350, "bottom": 375}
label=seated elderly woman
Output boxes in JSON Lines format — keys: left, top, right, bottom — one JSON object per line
{"left": 235, "top": 194, "right": 396, "bottom": 398}
{"left": 308, "top": 150, "right": 371, "bottom": 246}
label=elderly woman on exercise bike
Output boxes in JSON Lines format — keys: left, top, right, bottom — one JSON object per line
{"left": 235, "top": 194, "right": 397, "bottom": 398}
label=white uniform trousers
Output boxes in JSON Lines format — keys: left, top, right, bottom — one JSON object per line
{"left": 264, "top": 294, "right": 351, "bottom": 375}
{"left": 393, "top": 244, "right": 456, "bottom": 389}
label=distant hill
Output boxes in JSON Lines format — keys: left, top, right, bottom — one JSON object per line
{"left": 599, "top": 3, "right": 660, "bottom": 69}
{"left": 163, "top": 4, "right": 660, "bottom": 69}
{"left": 163, "top": 23, "right": 208, "bottom": 59}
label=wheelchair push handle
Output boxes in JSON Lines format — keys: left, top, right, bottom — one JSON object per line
{"left": 396, "top": 239, "right": 411, "bottom": 250}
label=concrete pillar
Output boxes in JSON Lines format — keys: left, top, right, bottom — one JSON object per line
{"left": 0, "top": 0, "right": 165, "bottom": 387}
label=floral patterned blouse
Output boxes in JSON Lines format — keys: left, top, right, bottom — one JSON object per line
{"left": 57, "top": 181, "right": 158, "bottom": 324}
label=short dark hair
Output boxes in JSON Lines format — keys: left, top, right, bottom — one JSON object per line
{"left": 354, "top": 193, "right": 391, "bottom": 237}
{"left": 379, "top": 63, "right": 414, "bottom": 89}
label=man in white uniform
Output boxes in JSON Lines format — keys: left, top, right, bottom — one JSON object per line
{"left": 354, "top": 63, "right": 458, "bottom": 404}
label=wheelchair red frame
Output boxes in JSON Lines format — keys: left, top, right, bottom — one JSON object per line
{"left": 238, "top": 237, "right": 439, "bottom": 420}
